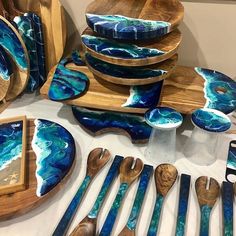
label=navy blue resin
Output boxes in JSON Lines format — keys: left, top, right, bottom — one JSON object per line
{"left": 0, "top": 45, "right": 13, "bottom": 81}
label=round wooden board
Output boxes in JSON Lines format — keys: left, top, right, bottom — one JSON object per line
{"left": 0, "top": 119, "right": 75, "bottom": 221}
{"left": 82, "top": 28, "right": 182, "bottom": 66}
{"left": 86, "top": 54, "right": 178, "bottom": 86}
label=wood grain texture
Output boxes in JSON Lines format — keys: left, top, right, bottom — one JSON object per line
{"left": 86, "top": 54, "right": 178, "bottom": 86}
{"left": 40, "top": 64, "right": 207, "bottom": 114}
{"left": 14, "top": 0, "right": 67, "bottom": 72}
{"left": 0, "top": 100, "right": 11, "bottom": 113}
{"left": 0, "top": 116, "right": 27, "bottom": 196}
{"left": 0, "top": 119, "right": 75, "bottom": 221}
{"left": 82, "top": 28, "right": 182, "bottom": 66}
{"left": 86, "top": 0, "right": 184, "bottom": 30}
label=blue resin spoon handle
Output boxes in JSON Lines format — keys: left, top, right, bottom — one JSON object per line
{"left": 100, "top": 157, "right": 144, "bottom": 236}
{"left": 53, "top": 148, "right": 111, "bottom": 236}
{"left": 199, "top": 205, "right": 212, "bottom": 236}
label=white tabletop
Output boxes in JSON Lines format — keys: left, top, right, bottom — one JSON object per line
{"left": 0, "top": 94, "right": 235, "bottom": 236}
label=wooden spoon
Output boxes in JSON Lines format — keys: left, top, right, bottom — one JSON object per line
{"left": 195, "top": 176, "right": 220, "bottom": 236}
{"left": 147, "top": 164, "right": 178, "bottom": 236}
{"left": 99, "top": 157, "right": 143, "bottom": 236}
{"left": 69, "top": 155, "right": 124, "bottom": 236}
{"left": 52, "top": 148, "right": 111, "bottom": 236}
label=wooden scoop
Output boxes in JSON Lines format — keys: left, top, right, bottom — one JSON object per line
{"left": 52, "top": 148, "right": 111, "bottom": 236}
{"left": 195, "top": 176, "right": 220, "bottom": 236}
{"left": 99, "top": 157, "right": 143, "bottom": 236}
{"left": 147, "top": 164, "right": 178, "bottom": 236}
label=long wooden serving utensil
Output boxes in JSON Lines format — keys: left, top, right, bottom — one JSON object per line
{"left": 99, "top": 157, "right": 143, "bottom": 236}
{"left": 195, "top": 176, "right": 220, "bottom": 236}
{"left": 70, "top": 155, "right": 124, "bottom": 236}
{"left": 52, "top": 148, "right": 111, "bottom": 236}
{"left": 147, "top": 164, "right": 178, "bottom": 236}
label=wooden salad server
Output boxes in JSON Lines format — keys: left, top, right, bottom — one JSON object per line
{"left": 99, "top": 157, "right": 143, "bottom": 236}
{"left": 147, "top": 164, "right": 178, "bottom": 236}
{"left": 195, "top": 176, "right": 220, "bottom": 236}
{"left": 118, "top": 165, "right": 153, "bottom": 236}
{"left": 70, "top": 155, "right": 124, "bottom": 236}
{"left": 52, "top": 148, "right": 111, "bottom": 236}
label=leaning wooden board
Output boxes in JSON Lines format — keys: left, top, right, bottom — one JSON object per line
{"left": 0, "top": 119, "right": 75, "bottom": 221}
{"left": 40, "top": 63, "right": 236, "bottom": 114}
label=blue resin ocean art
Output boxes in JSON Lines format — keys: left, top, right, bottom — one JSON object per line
{"left": 0, "top": 120, "right": 23, "bottom": 171}
{"left": 191, "top": 108, "right": 231, "bottom": 133}
{"left": 145, "top": 107, "right": 183, "bottom": 129}
{"left": 0, "top": 46, "right": 13, "bottom": 81}
{"left": 122, "top": 81, "right": 163, "bottom": 108}
{"left": 225, "top": 141, "right": 236, "bottom": 184}
{"left": 0, "top": 17, "right": 28, "bottom": 71}
{"left": 48, "top": 58, "right": 89, "bottom": 101}
{"left": 195, "top": 67, "right": 236, "bottom": 114}
{"left": 82, "top": 34, "right": 165, "bottom": 60}
{"left": 14, "top": 16, "right": 40, "bottom": 92}
{"left": 71, "top": 51, "right": 85, "bottom": 66}
{"left": 32, "top": 119, "right": 75, "bottom": 197}
{"left": 86, "top": 53, "right": 167, "bottom": 80}
{"left": 72, "top": 106, "right": 152, "bottom": 143}
{"left": 86, "top": 14, "right": 171, "bottom": 40}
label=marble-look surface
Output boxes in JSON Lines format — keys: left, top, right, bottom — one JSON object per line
{"left": 32, "top": 119, "right": 75, "bottom": 197}
{"left": 145, "top": 107, "right": 183, "bottom": 129}
{"left": 0, "top": 46, "right": 12, "bottom": 81}
{"left": 86, "top": 14, "right": 171, "bottom": 40}
{"left": 195, "top": 68, "right": 236, "bottom": 114}
{"left": 191, "top": 108, "right": 231, "bottom": 133}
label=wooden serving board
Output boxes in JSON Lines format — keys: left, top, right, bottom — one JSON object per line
{"left": 0, "top": 119, "right": 75, "bottom": 221}
{"left": 13, "top": 0, "right": 67, "bottom": 72}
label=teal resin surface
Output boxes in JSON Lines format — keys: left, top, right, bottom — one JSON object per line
{"left": 227, "top": 142, "right": 236, "bottom": 170}
{"left": 32, "top": 119, "right": 75, "bottom": 197}
{"left": 195, "top": 67, "right": 236, "bottom": 114}
{"left": 86, "top": 53, "right": 167, "bottom": 79}
{"left": 86, "top": 14, "right": 171, "bottom": 40}
{"left": 48, "top": 57, "right": 89, "bottom": 101}
{"left": 145, "top": 107, "right": 183, "bottom": 129}
{"left": 200, "top": 205, "right": 212, "bottom": 236}
{"left": 191, "top": 108, "right": 231, "bottom": 133}
{"left": 14, "top": 16, "right": 40, "bottom": 92}
{"left": 0, "top": 46, "right": 13, "bottom": 81}
{"left": 0, "top": 121, "right": 23, "bottom": 171}
{"left": 82, "top": 34, "right": 165, "bottom": 60}
{"left": 0, "top": 18, "right": 28, "bottom": 71}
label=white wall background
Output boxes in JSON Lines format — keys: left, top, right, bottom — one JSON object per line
{"left": 60, "top": 0, "right": 236, "bottom": 79}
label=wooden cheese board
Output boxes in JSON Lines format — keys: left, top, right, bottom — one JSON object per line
{"left": 0, "top": 119, "right": 75, "bottom": 221}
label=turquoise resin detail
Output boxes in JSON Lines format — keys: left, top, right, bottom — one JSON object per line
{"left": 227, "top": 147, "right": 236, "bottom": 170}
{"left": 145, "top": 107, "right": 183, "bottom": 129}
{"left": 0, "top": 121, "right": 23, "bottom": 171}
{"left": 0, "top": 46, "right": 13, "bottom": 81}
{"left": 32, "top": 119, "right": 75, "bottom": 197}
{"left": 191, "top": 108, "right": 231, "bottom": 133}
{"left": 86, "top": 14, "right": 171, "bottom": 40}
{"left": 127, "top": 165, "right": 153, "bottom": 230}
{"left": 86, "top": 53, "right": 167, "bottom": 79}
{"left": 48, "top": 57, "right": 89, "bottom": 101}
{"left": 195, "top": 67, "right": 236, "bottom": 114}
{"left": 200, "top": 205, "right": 212, "bottom": 236}
{"left": 0, "top": 18, "right": 28, "bottom": 70}
{"left": 147, "top": 193, "right": 164, "bottom": 236}
{"left": 100, "top": 183, "right": 129, "bottom": 235}
{"left": 14, "top": 16, "right": 40, "bottom": 92}
{"left": 72, "top": 106, "right": 152, "bottom": 144}
{"left": 122, "top": 81, "right": 163, "bottom": 108}
{"left": 82, "top": 34, "right": 165, "bottom": 59}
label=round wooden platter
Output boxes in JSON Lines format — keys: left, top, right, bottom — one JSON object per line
{"left": 0, "top": 119, "right": 75, "bottom": 221}
{"left": 82, "top": 28, "right": 182, "bottom": 66}
{"left": 13, "top": 0, "right": 67, "bottom": 72}
{"left": 86, "top": 54, "right": 178, "bottom": 86}
{"left": 86, "top": 0, "right": 184, "bottom": 40}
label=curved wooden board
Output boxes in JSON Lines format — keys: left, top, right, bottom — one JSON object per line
{"left": 82, "top": 28, "right": 182, "bottom": 66}
{"left": 86, "top": 0, "right": 184, "bottom": 40}
{"left": 0, "top": 119, "right": 75, "bottom": 221}
{"left": 86, "top": 53, "right": 178, "bottom": 86}
{"left": 14, "top": 0, "right": 67, "bottom": 72}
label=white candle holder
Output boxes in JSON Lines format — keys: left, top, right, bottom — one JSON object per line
{"left": 144, "top": 107, "right": 183, "bottom": 165}
{"left": 183, "top": 108, "right": 231, "bottom": 165}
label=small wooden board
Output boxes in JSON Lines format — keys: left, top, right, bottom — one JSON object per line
{"left": 40, "top": 63, "right": 210, "bottom": 114}
{"left": 82, "top": 28, "right": 182, "bottom": 66}
{"left": 0, "top": 119, "right": 75, "bottom": 221}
